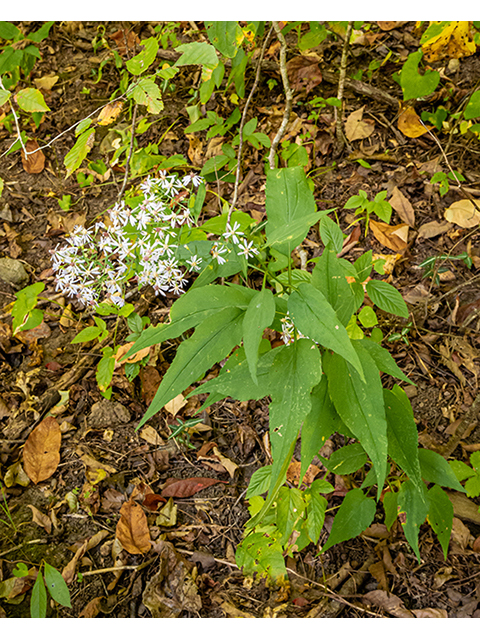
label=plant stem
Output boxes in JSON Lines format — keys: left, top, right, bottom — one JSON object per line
{"left": 268, "top": 22, "right": 293, "bottom": 170}
{"left": 117, "top": 102, "right": 138, "bottom": 202}
{"left": 334, "top": 20, "right": 354, "bottom": 155}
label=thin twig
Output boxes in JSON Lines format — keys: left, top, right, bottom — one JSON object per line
{"left": 440, "top": 390, "right": 480, "bottom": 458}
{"left": 268, "top": 22, "right": 293, "bottom": 170}
{"left": 0, "top": 77, "right": 29, "bottom": 158}
{"left": 117, "top": 102, "right": 138, "bottom": 201}
{"left": 0, "top": 538, "right": 48, "bottom": 558}
{"left": 228, "top": 24, "right": 273, "bottom": 222}
{"left": 334, "top": 20, "right": 354, "bottom": 155}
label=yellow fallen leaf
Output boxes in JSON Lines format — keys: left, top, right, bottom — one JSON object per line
{"left": 398, "top": 106, "right": 433, "bottom": 138}
{"left": 422, "top": 21, "right": 476, "bottom": 63}
{"left": 444, "top": 199, "right": 480, "bottom": 228}
{"left": 33, "top": 75, "right": 59, "bottom": 91}
{"left": 114, "top": 342, "right": 150, "bottom": 368}
{"left": 97, "top": 100, "right": 124, "bottom": 126}
{"left": 370, "top": 220, "right": 409, "bottom": 252}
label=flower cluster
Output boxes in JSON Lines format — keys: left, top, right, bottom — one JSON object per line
{"left": 51, "top": 171, "right": 200, "bottom": 308}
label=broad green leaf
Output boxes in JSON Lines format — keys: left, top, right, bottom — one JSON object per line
{"left": 300, "top": 376, "right": 342, "bottom": 483}
{"left": 397, "top": 480, "right": 429, "bottom": 562}
{"left": 43, "top": 563, "right": 71, "bottom": 608}
{"left": 246, "top": 466, "right": 272, "bottom": 499}
{"left": 0, "top": 21, "right": 20, "bottom": 39}
{"left": 64, "top": 127, "right": 95, "bottom": 176}
{"left": 384, "top": 388, "right": 423, "bottom": 493}
{"left": 305, "top": 492, "right": 328, "bottom": 544}
{"left": 400, "top": 50, "right": 440, "bottom": 101}
{"left": 464, "top": 451, "right": 480, "bottom": 498}
{"left": 175, "top": 42, "right": 219, "bottom": 67}
{"left": 321, "top": 488, "right": 376, "bottom": 553}
{"left": 12, "top": 282, "right": 44, "bottom": 335}
{"left": 131, "top": 78, "right": 163, "bottom": 114}
{"left": 96, "top": 347, "right": 115, "bottom": 392}
{"left": 265, "top": 166, "right": 318, "bottom": 255}
{"left": 320, "top": 443, "right": 368, "bottom": 476}
{"left": 137, "top": 306, "right": 245, "bottom": 429}
{"left": 418, "top": 448, "right": 466, "bottom": 492}
{"left": 16, "top": 88, "right": 50, "bottom": 112}
{"left": 427, "top": 485, "right": 453, "bottom": 560}
{"left": 75, "top": 118, "right": 92, "bottom": 136}
{"left": 323, "top": 347, "right": 388, "bottom": 498}
{"left": 16, "top": 308, "right": 43, "bottom": 334}
{"left": 27, "top": 21, "right": 54, "bottom": 43}
{"left": 354, "top": 250, "right": 374, "bottom": 282}
{"left": 309, "top": 478, "right": 335, "bottom": 494}
{"left": 126, "top": 37, "right": 159, "bottom": 75}
{"left": 465, "top": 89, "right": 480, "bottom": 120}
{"left": 31, "top": 572, "right": 47, "bottom": 618}
{"left": 0, "top": 88, "right": 10, "bottom": 107}
{"left": 200, "top": 154, "right": 229, "bottom": 176}
{"left": 289, "top": 283, "right": 363, "bottom": 377}
{"left": 358, "top": 306, "right": 378, "bottom": 328}
{"left": 319, "top": 215, "right": 344, "bottom": 253}
{"left": 449, "top": 459, "right": 475, "bottom": 482}
{"left": 205, "top": 21, "right": 242, "bottom": 58}
{"left": 359, "top": 338, "right": 413, "bottom": 383}
{"left": 268, "top": 339, "right": 322, "bottom": 494}
{"left": 276, "top": 486, "right": 306, "bottom": 545}
{"left": 243, "top": 288, "right": 276, "bottom": 384}
{"left": 366, "top": 279, "right": 409, "bottom": 318}
{"left": 383, "top": 490, "right": 398, "bottom": 530}
{"left": 311, "top": 245, "right": 355, "bottom": 326}
{"left": 236, "top": 529, "right": 286, "bottom": 579}
{"left": 71, "top": 325, "right": 102, "bottom": 344}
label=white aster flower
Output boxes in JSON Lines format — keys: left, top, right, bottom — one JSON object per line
{"left": 223, "top": 221, "right": 244, "bottom": 245}
{"left": 237, "top": 239, "right": 259, "bottom": 259}
{"left": 186, "top": 254, "right": 202, "bottom": 272}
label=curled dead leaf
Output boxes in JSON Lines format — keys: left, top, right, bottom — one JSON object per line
{"left": 164, "top": 393, "right": 187, "bottom": 416}
{"left": 21, "top": 139, "right": 45, "bottom": 174}
{"left": 444, "top": 199, "right": 480, "bottom": 229}
{"left": 116, "top": 499, "right": 152, "bottom": 554}
{"left": 398, "top": 106, "right": 433, "bottom": 138}
{"left": 28, "top": 504, "right": 52, "bottom": 534}
{"left": 23, "top": 416, "right": 61, "bottom": 484}
{"left": 363, "top": 590, "right": 414, "bottom": 618}
{"left": 97, "top": 101, "right": 124, "bottom": 126}
{"left": 345, "top": 106, "right": 375, "bottom": 142}
{"left": 370, "top": 219, "right": 409, "bottom": 252}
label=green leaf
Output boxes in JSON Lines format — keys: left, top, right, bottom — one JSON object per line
{"left": 126, "top": 37, "right": 159, "bottom": 75}
{"left": 276, "top": 486, "right": 306, "bottom": 545}
{"left": 137, "top": 306, "right": 245, "bottom": 429}
{"left": 175, "top": 41, "right": 219, "bottom": 67}
{"left": 236, "top": 529, "right": 286, "bottom": 579}
{"left": 0, "top": 21, "right": 20, "bottom": 40}
{"left": 243, "top": 288, "right": 276, "bottom": 385}
{"left": 12, "top": 282, "right": 45, "bottom": 335}
{"left": 246, "top": 466, "right": 272, "bottom": 499}
{"left": 320, "top": 443, "right": 368, "bottom": 476}
{"left": 71, "top": 325, "right": 103, "bottom": 344}
{"left": 288, "top": 283, "right": 364, "bottom": 377}
{"left": 319, "top": 216, "right": 344, "bottom": 253}
{"left": 418, "top": 448, "right": 466, "bottom": 492}
{"left": 366, "top": 280, "right": 409, "bottom": 318}
{"left": 64, "top": 127, "right": 95, "bottom": 176}
{"left": 358, "top": 306, "right": 378, "bottom": 328}
{"left": 300, "top": 376, "right": 342, "bottom": 484}
{"left": 31, "top": 572, "right": 47, "bottom": 618}
{"left": 397, "top": 480, "right": 429, "bottom": 562}
{"left": 16, "top": 88, "right": 50, "bottom": 112}
{"left": 205, "top": 21, "right": 242, "bottom": 58}
{"left": 131, "top": 78, "right": 163, "bottom": 114}
{"left": 311, "top": 246, "right": 355, "bottom": 326}
{"left": 0, "top": 88, "right": 11, "bottom": 107}
{"left": 200, "top": 154, "right": 230, "bottom": 176}
{"left": 265, "top": 167, "right": 318, "bottom": 256}
{"left": 96, "top": 347, "right": 115, "bottom": 392}
{"left": 323, "top": 346, "right": 388, "bottom": 498}
{"left": 305, "top": 491, "right": 328, "bottom": 543}
{"left": 43, "top": 563, "right": 71, "bottom": 608}
{"left": 400, "top": 50, "right": 440, "bottom": 101}
{"left": 321, "top": 488, "right": 376, "bottom": 553}
{"left": 27, "top": 21, "right": 54, "bottom": 43}
{"left": 359, "top": 338, "right": 413, "bottom": 383}
{"left": 427, "top": 485, "right": 453, "bottom": 560}
{"left": 465, "top": 90, "right": 480, "bottom": 120}
{"left": 384, "top": 388, "right": 423, "bottom": 493}
{"left": 383, "top": 490, "right": 398, "bottom": 530}
{"left": 449, "top": 459, "right": 476, "bottom": 483}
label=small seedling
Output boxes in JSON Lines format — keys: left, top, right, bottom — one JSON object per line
{"left": 343, "top": 189, "right": 392, "bottom": 235}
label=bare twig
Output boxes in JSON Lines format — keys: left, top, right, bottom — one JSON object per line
{"left": 334, "top": 20, "right": 354, "bottom": 155}
{"left": 117, "top": 102, "right": 138, "bottom": 201}
{"left": 440, "top": 390, "right": 480, "bottom": 458}
{"left": 268, "top": 22, "right": 293, "bottom": 170}
{"left": 0, "top": 76, "right": 29, "bottom": 158}
{"left": 228, "top": 25, "right": 273, "bottom": 222}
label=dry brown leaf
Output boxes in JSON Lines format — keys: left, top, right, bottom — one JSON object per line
{"left": 116, "top": 499, "right": 152, "bottom": 554}
{"left": 164, "top": 393, "right": 187, "bottom": 416}
{"left": 286, "top": 55, "right": 323, "bottom": 94}
{"left": 186, "top": 134, "right": 203, "bottom": 167}
{"left": 444, "top": 199, "right": 480, "bottom": 228}
{"left": 412, "top": 608, "right": 448, "bottom": 618}
{"left": 62, "top": 540, "right": 88, "bottom": 584}
{"left": 23, "top": 417, "right": 61, "bottom": 484}
{"left": 211, "top": 446, "right": 238, "bottom": 479}
{"left": 417, "top": 220, "right": 453, "bottom": 239}
{"left": 161, "top": 476, "right": 225, "bottom": 498}
{"left": 76, "top": 444, "right": 117, "bottom": 475}
{"left": 398, "top": 106, "right": 433, "bottom": 138}
{"left": 140, "top": 366, "right": 162, "bottom": 405}
{"left": 364, "top": 590, "right": 413, "bottom": 617}
{"left": 450, "top": 516, "right": 474, "bottom": 549}
{"left": 286, "top": 458, "right": 321, "bottom": 486}
{"left": 345, "top": 106, "right": 375, "bottom": 142}
{"left": 422, "top": 21, "right": 476, "bottom": 62}
{"left": 377, "top": 21, "right": 401, "bottom": 31}
{"left": 97, "top": 101, "right": 124, "bottom": 126}
{"left": 28, "top": 504, "right": 52, "bottom": 534}
{"left": 16, "top": 320, "right": 51, "bottom": 347}
{"left": 370, "top": 219, "right": 408, "bottom": 252}
{"left": 140, "top": 425, "right": 165, "bottom": 446}
{"left": 21, "top": 139, "right": 45, "bottom": 174}
{"left": 79, "top": 596, "right": 104, "bottom": 618}
{"left": 221, "top": 601, "right": 256, "bottom": 618}
{"left": 388, "top": 187, "right": 415, "bottom": 227}
{"left": 115, "top": 342, "right": 150, "bottom": 368}
{"left": 109, "top": 29, "right": 140, "bottom": 57}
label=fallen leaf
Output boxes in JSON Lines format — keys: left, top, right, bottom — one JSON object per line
{"left": 444, "top": 199, "right": 480, "bottom": 228}
{"left": 76, "top": 445, "right": 117, "bottom": 475}
{"left": 398, "top": 106, "right": 433, "bottom": 138}
{"left": 79, "top": 596, "right": 104, "bottom": 618}
{"left": 412, "top": 608, "right": 448, "bottom": 618}
{"left": 363, "top": 590, "right": 414, "bottom": 617}
{"left": 28, "top": 504, "right": 52, "bottom": 534}
{"left": 140, "top": 425, "right": 165, "bottom": 446}
{"left": 21, "top": 139, "right": 45, "bottom": 174}
{"left": 16, "top": 321, "right": 51, "bottom": 347}
{"left": 62, "top": 540, "right": 88, "bottom": 584}
{"left": 186, "top": 134, "right": 203, "bottom": 167}
{"left": 417, "top": 220, "right": 453, "bottom": 239}
{"left": 450, "top": 516, "right": 474, "bottom": 550}
{"left": 109, "top": 29, "right": 140, "bottom": 57}
{"left": 161, "top": 476, "right": 226, "bottom": 498}
{"left": 116, "top": 499, "right": 152, "bottom": 554}
{"left": 155, "top": 497, "right": 177, "bottom": 527}
{"left": 97, "top": 101, "right": 124, "bottom": 126}
{"left": 142, "top": 493, "right": 167, "bottom": 511}
{"left": 370, "top": 219, "right": 409, "bottom": 252}
{"left": 3, "top": 460, "right": 30, "bottom": 487}
{"left": 422, "top": 21, "right": 476, "bottom": 63}
{"left": 286, "top": 55, "right": 323, "bottom": 94}
{"left": 377, "top": 21, "right": 401, "bottom": 31}
{"left": 23, "top": 417, "right": 61, "bottom": 484}
{"left": 388, "top": 187, "right": 415, "bottom": 227}
{"left": 115, "top": 342, "right": 150, "bottom": 368}
{"left": 140, "top": 366, "right": 162, "bottom": 405}
{"left": 345, "top": 106, "right": 375, "bottom": 142}
{"left": 286, "top": 458, "right": 321, "bottom": 486}
{"left": 164, "top": 393, "right": 187, "bottom": 416}
{"left": 220, "top": 601, "right": 256, "bottom": 618}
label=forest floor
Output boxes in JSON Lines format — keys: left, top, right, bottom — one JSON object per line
{"left": 0, "top": 21, "right": 480, "bottom": 619}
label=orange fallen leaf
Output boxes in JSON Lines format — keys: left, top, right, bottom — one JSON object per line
{"left": 286, "top": 55, "right": 323, "bottom": 94}
{"left": 115, "top": 342, "right": 150, "bottom": 369}
{"left": 370, "top": 219, "right": 409, "bottom": 252}
{"left": 116, "top": 499, "right": 152, "bottom": 554}
{"left": 23, "top": 417, "right": 61, "bottom": 484}
{"left": 79, "top": 596, "right": 104, "bottom": 618}
{"left": 377, "top": 21, "right": 401, "bottom": 31}
{"left": 398, "top": 106, "right": 433, "bottom": 138}
{"left": 97, "top": 101, "right": 124, "bottom": 126}
{"left": 21, "top": 139, "right": 45, "bottom": 174}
